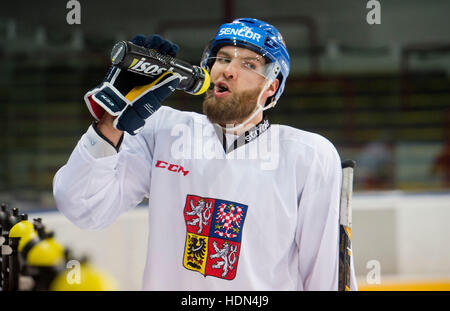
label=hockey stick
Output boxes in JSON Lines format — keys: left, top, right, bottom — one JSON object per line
{"left": 338, "top": 159, "right": 356, "bottom": 291}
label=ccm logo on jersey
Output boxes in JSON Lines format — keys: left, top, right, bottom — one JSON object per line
{"left": 155, "top": 160, "right": 189, "bottom": 176}
{"left": 128, "top": 58, "right": 174, "bottom": 76}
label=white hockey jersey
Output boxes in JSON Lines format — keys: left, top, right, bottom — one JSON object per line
{"left": 53, "top": 106, "right": 358, "bottom": 291}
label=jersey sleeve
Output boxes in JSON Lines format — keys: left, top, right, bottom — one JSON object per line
{"left": 52, "top": 111, "right": 160, "bottom": 230}
{"left": 295, "top": 136, "right": 347, "bottom": 290}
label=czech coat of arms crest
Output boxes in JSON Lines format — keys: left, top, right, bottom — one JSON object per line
{"left": 183, "top": 194, "right": 248, "bottom": 280}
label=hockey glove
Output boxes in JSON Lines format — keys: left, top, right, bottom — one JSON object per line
{"left": 84, "top": 34, "right": 180, "bottom": 135}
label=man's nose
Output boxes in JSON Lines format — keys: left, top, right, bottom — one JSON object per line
{"left": 223, "top": 60, "right": 239, "bottom": 80}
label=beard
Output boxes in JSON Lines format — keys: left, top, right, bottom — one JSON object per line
{"left": 202, "top": 86, "right": 262, "bottom": 126}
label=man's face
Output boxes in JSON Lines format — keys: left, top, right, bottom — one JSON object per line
{"left": 202, "top": 45, "right": 274, "bottom": 126}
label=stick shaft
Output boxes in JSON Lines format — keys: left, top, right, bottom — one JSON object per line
{"left": 339, "top": 160, "right": 355, "bottom": 291}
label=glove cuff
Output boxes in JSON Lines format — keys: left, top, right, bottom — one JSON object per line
{"left": 84, "top": 86, "right": 105, "bottom": 121}
{"left": 84, "top": 82, "right": 130, "bottom": 121}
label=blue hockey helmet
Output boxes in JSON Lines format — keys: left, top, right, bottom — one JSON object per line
{"left": 200, "top": 18, "right": 290, "bottom": 107}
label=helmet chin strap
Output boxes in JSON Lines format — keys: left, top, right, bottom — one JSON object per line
{"left": 221, "top": 79, "right": 276, "bottom": 133}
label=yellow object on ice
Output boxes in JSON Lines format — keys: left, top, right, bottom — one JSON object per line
{"left": 8, "top": 220, "right": 37, "bottom": 252}
{"left": 9, "top": 220, "right": 34, "bottom": 239}
{"left": 49, "top": 262, "right": 119, "bottom": 291}
{"left": 26, "top": 237, "right": 65, "bottom": 267}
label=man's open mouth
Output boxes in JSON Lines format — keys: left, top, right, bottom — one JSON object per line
{"left": 214, "top": 82, "right": 231, "bottom": 97}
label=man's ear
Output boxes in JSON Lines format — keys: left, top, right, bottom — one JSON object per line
{"left": 265, "top": 78, "right": 279, "bottom": 97}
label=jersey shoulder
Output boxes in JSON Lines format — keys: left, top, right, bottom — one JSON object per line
{"left": 275, "top": 125, "right": 342, "bottom": 184}
{"left": 151, "top": 106, "right": 206, "bottom": 129}
{"left": 275, "top": 124, "right": 341, "bottom": 166}
{"left": 140, "top": 106, "right": 206, "bottom": 135}
{"left": 276, "top": 124, "right": 337, "bottom": 153}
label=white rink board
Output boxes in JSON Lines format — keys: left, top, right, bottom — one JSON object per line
{"left": 352, "top": 191, "right": 450, "bottom": 280}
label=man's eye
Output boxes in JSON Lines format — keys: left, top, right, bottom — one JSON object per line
{"left": 217, "top": 57, "right": 231, "bottom": 64}
{"left": 243, "top": 61, "right": 257, "bottom": 70}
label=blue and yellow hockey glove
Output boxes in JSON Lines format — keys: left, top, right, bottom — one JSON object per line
{"left": 84, "top": 34, "right": 180, "bottom": 135}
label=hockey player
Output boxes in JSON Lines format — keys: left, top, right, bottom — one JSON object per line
{"left": 53, "top": 18, "right": 357, "bottom": 290}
